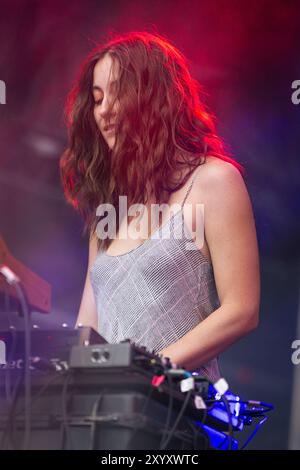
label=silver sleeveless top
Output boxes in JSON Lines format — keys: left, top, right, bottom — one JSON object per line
{"left": 90, "top": 168, "right": 221, "bottom": 382}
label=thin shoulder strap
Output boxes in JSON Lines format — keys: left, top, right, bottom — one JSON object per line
{"left": 181, "top": 166, "right": 201, "bottom": 209}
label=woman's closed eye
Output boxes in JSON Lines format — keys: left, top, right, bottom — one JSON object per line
{"left": 94, "top": 98, "right": 103, "bottom": 106}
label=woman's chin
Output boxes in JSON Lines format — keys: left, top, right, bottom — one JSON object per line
{"left": 107, "top": 135, "right": 116, "bottom": 150}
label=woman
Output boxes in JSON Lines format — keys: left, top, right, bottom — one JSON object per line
{"left": 60, "top": 31, "right": 260, "bottom": 382}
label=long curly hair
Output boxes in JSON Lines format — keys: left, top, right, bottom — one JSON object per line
{"left": 60, "top": 31, "right": 243, "bottom": 251}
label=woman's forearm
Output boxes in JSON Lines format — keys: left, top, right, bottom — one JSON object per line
{"left": 158, "top": 304, "right": 259, "bottom": 371}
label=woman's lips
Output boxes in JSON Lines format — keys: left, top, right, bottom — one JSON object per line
{"left": 104, "top": 125, "right": 115, "bottom": 135}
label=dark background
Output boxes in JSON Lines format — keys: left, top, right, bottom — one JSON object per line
{"left": 0, "top": 0, "right": 299, "bottom": 449}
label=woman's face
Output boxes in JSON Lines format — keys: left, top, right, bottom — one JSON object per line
{"left": 93, "top": 53, "right": 120, "bottom": 150}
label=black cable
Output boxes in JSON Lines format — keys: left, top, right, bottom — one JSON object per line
{"left": 13, "top": 282, "right": 31, "bottom": 450}
{"left": 159, "top": 369, "right": 216, "bottom": 450}
{"left": 3, "top": 287, "right": 18, "bottom": 405}
{"left": 212, "top": 397, "right": 273, "bottom": 450}
{"left": 4, "top": 329, "right": 18, "bottom": 405}
{"left": 187, "top": 419, "right": 210, "bottom": 450}
{"left": 193, "top": 375, "right": 235, "bottom": 450}
{"left": 1, "top": 368, "right": 68, "bottom": 449}
{"left": 89, "top": 395, "right": 103, "bottom": 450}
{"left": 124, "top": 383, "right": 156, "bottom": 450}
{"left": 60, "top": 370, "right": 74, "bottom": 450}
{"left": 12, "top": 369, "right": 69, "bottom": 419}
{"left": 0, "top": 376, "right": 18, "bottom": 449}
{"left": 130, "top": 353, "right": 176, "bottom": 450}
{"left": 0, "top": 268, "right": 32, "bottom": 450}
{"left": 160, "top": 388, "right": 193, "bottom": 450}
{"left": 214, "top": 394, "right": 233, "bottom": 450}
{"left": 1, "top": 284, "right": 20, "bottom": 449}
{"left": 159, "top": 367, "right": 175, "bottom": 449}
{"left": 223, "top": 394, "right": 233, "bottom": 450}
{"left": 189, "top": 419, "right": 198, "bottom": 450}
{"left": 0, "top": 365, "right": 24, "bottom": 449}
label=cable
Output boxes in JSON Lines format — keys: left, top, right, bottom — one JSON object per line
{"left": 235, "top": 400, "right": 274, "bottom": 417}
{"left": 0, "top": 266, "right": 32, "bottom": 450}
{"left": 192, "top": 375, "right": 235, "bottom": 450}
{"left": 1, "top": 368, "right": 69, "bottom": 449}
{"left": 131, "top": 353, "right": 176, "bottom": 449}
{"left": 12, "top": 282, "right": 31, "bottom": 450}
{"left": 89, "top": 395, "right": 103, "bottom": 450}
{"left": 159, "top": 367, "right": 212, "bottom": 450}
{"left": 0, "top": 367, "right": 24, "bottom": 449}
{"left": 214, "top": 393, "right": 233, "bottom": 450}
{"left": 60, "top": 370, "right": 74, "bottom": 450}
{"left": 159, "top": 367, "right": 175, "bottom": 449}
{"left": 3, "top": 286, "right": 18, "bottom": 405}
{"left": 124, "top": 383, "right": 156, "bottom": 450}
{"left": 160, "top": 388, "right": 193, "bottom": 450}
{"left": 12, "top": 368, "right": 69, "bottom": 419}
{"left": 187, "top": 419, "right": 210, "bottom": 450}
{"left": 239, "top": 415, "right": 268, "bottom": 450}
{"left": 214, "top": 398, "right": 273, "bottom": 449}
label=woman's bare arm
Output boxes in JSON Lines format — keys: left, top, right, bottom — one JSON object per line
{"left": 75, "top": 231, "right": 99, "bottom": 330}
{"left": 158, "top": 159, "right": 260, "bottom": 370}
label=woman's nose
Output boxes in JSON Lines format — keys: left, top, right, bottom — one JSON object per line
{"left": 99, "top": 96, "right": 115, "bottom": 119}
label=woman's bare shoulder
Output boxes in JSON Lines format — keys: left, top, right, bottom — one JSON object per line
{"left": 195, "top": 155, "right": 244, "bottom": 190}
{"left": 200, "top": 155, "right": 241, "bottom": 176}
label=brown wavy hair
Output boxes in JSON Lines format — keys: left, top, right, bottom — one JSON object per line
{"left": 60, "top": 31, "right": 243, "bottom": 251}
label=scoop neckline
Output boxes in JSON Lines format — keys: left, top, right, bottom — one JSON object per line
{"left": 97, "top": 164, "right": 205, "bottom": 260}
{"left": 100, "top": 206, "right": 183, "bottom": 258}
{"left": 94, "top": 206, "right": 212, "bottom": 266}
